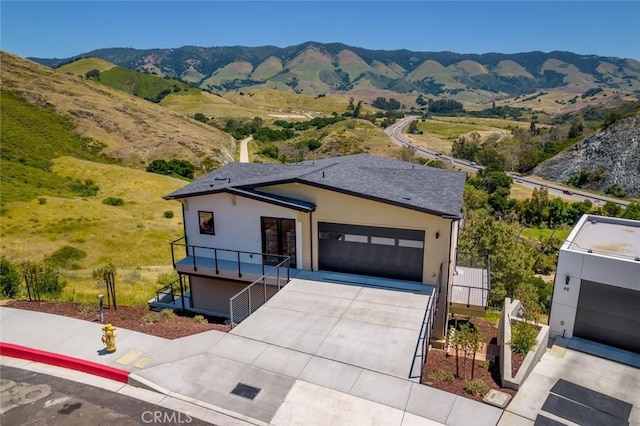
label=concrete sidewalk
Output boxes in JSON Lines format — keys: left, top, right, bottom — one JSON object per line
{"left": 0, "top": 287, "right": 503, "bottom": 426}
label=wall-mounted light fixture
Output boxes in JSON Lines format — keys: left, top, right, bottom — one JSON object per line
{"left": 565, "top": 276, "right": 570, "bottom": 285}
{"left": 435, "top": 231, "right": 440, "bottom": 240}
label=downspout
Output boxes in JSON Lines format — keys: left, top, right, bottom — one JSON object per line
{"left": 310, "top": 210, "right": 314, "bottom": 271}
{"left": 443, "top": 218, "right": 458, "bottom": 337}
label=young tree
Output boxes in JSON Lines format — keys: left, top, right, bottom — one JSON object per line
{"left": 22, "top": 261, "right": 66, "bottom": 301}
{"left": 93, "top": 263, "right": 117, "bottom": 309}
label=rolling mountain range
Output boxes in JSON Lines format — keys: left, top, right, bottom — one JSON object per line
{"left": 32, "top": 42, "right": 640, "bottom": 104}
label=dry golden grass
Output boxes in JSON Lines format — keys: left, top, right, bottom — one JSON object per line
{"left": 58, "top": 57, "right": 117, "bottom": 76}
{"left": 1, "top": 51, "right": 234, "bottom": 167}
{"left": 61, "top": 265, "right": 177, "bottom": 307}
{"left": 0, "top": 157, "right": 184, "bottom": 268}
{"left": 224, "top": 88, "right": 354, "bottom": 115}
{"left": 510, "top": 184, "right": 535, "bottom": 200}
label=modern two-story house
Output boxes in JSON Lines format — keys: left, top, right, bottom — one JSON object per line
{"left": 158, "top": 154, "right": 487, "bottom": 341}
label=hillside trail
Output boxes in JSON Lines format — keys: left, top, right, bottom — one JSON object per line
{"left": 240, "top": 136, "right": 252, "bottom": 162}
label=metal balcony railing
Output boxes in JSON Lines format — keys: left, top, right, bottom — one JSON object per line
{"left": 170, "top": 236, "right": 292, "bottom": 280}
{"left": 451, "top": 252, "right": 491, "bottom": 308}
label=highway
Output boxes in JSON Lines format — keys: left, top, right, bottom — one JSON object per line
{"left": 385, "top": 116, "right": 630, "bottom": 207}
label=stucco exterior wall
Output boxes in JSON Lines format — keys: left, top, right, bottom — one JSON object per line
{"left": 181, "top": 193, "right": 305, "bottom": 267}
{"left": 549, "top": 249, "right": 640, "bottom": 339}
{"left": 259, "top": 182, "right": 455, "bottom": 286}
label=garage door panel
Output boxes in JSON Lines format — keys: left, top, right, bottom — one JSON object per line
{"left": 574, "top": 280, "right": 640, "bottom": 353}
{"left": 575, "top": 282, "right": 639, "bottom": 312}
{"left": 318, "top": 222, "right": 424, "bottom": 282}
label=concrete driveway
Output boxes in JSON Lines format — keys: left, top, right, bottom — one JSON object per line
{"left": 135, "top": 276, "right": 502, "bottom": 425}
{"left": 500, "top": 338, "right": 640, "bottom": 425}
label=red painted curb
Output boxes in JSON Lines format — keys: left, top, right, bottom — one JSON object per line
{"left": 0, "top": 342, "right": 130, "bottom": 383}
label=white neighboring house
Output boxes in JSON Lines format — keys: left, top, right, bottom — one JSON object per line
{"left": 155, "top": 154, "right": 489, "bottom": 341}
{"left": 548, "top": 214, "right": 640, "bottom": 353}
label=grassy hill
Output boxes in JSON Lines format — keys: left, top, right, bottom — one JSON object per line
{"left": 1, "top": 51, "right": 234, "bottom": 168}
{"left": 0, "top": 90, "right": 115, "bottom": 206}
{"left": 34, "top": 42, "right": 640, "bottom": 107}
{"left": 58, "top": 57, "right": 117, "bottom": 75}
{"left": 1, "top": 156, "right": 185, "bottom": 306}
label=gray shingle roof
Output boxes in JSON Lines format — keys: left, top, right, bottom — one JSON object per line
{"left": 165, "top": 154, "right": 465, "bottom": 218}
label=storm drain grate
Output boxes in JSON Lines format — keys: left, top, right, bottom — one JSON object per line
{"left": 230, "top": 383, "right": 261, "bottom": 400}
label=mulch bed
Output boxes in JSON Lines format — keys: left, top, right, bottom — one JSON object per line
{"left": 511, "top": 351, "right": 525, "bottom": 378}
{"left": 423, "top": 318, "right": 517, "bottom": 401}
{"left": 4, "top": 300, "right": 230, "bottom": 339}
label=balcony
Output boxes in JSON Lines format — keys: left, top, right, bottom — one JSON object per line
{"left": 169, "top": 237, "right": 298, "bottom": 283}
{"left": 450, "top": 252, "right": 490, "bottom": 316}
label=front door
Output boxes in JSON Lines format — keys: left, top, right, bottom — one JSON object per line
{"left": 261, "top": 217, "right": 296, "bottom": 268}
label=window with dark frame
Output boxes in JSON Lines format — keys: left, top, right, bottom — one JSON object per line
{"left": 198, "top": 211, "right": 215, "bottom": 235}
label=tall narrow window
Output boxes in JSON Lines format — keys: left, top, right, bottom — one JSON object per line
{"left": 198, "top": 211, "right": 215, "bottom": 235}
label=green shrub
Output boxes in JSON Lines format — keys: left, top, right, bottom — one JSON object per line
{"left": 142, "top": 312, "right": 159, "bottom": 324}
{"left": 464, "top": 379, "right": 490, "bottom": 397}
{"left": 44, "top": 246, "right": 87, "bottom": 269}
{"left": 510, "top": 320, "right": 538, "bottom": 354}
{"left": 102, "top": 197, "right": 124, "bottom": 206}
{"left": 164, "top": 211, "right": 174, "bottom": 219}
{"left": 478, "top": 360, "right": 491, "bottom": 371}
{"left": 70, "top": 179, "right": 99, "bottom": 197}
{"left": 192, "top": 315, "right": 208, "bottom": 324}
{"left": 427, "top": 369, "right": 454, "bottom": 383}
{"left": 0, "top": 256, "right": 22, "bottom": 298}
{"left": 38, "top": 197, "right": 47, "bottom": 205}
{"left": 21, "top": 261, "right": 66, "bottom": 300}
{"left": 161, "top": 308, "right": 176, "bottom": 319}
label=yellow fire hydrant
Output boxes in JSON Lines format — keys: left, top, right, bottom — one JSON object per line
{"left": 101, "top": 324, "right": 117, "bottom": 353}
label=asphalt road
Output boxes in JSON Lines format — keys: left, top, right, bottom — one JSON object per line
{"left": 385, "top": 117, "right": 629, "bottom": 207}
{"left": 0, "top": 365, "right": 210, "bottom": 426}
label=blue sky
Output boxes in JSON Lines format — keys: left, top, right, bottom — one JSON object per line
{"left": 1, "top": 1, "right": 639, "bottom": 59}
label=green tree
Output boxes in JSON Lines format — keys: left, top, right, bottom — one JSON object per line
{"left": 622, "top": 202, "right": 640, "bottom": 220}
{"left": 193, "top": 113, "right": 209, "bottom": 123}
{"left": 547, "top": 198, "right": 570, "bottom": 227}
{"left": 353, "top": 101, "right": 363, "bottom": 118}
{"left": 85, "top": 69, "right": 101, "bottom": 80}
{"left": 0, "top": 257, "right": 21, "bottom": 298}
{"left": 602, "top": 201, "right": 622, "bottom": 217}
{"left": 459, "top": 212, "right": 536, "bottom": 306}
{"left": 408, "top": 120, "right": 419, "bottom": 134}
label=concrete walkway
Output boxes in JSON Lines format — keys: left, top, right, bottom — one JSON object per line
{"left": 0, "top": 279, "right": 504, "bottom": 425}
{"left": 500, "top": 337, "right": 640, "bottom": 425}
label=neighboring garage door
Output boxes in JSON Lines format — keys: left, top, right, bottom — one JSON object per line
{"left": 318, "top": 222, "right": 424, "bottom": 282}
{"left": 190, "top": 276, "right": 247, "bottom": 317}
{"left": 574, "top": 280, "right": 640, "bottom": 353}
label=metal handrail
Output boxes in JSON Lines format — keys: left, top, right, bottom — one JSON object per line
{"left": 155, "top": 282, "right": 176, "bottom": 304}
{"left": 409, "top": 262, "right": 441, "bottom": 383}
{"left": 229, "top": 256, "right": 291, "bottom": 327}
